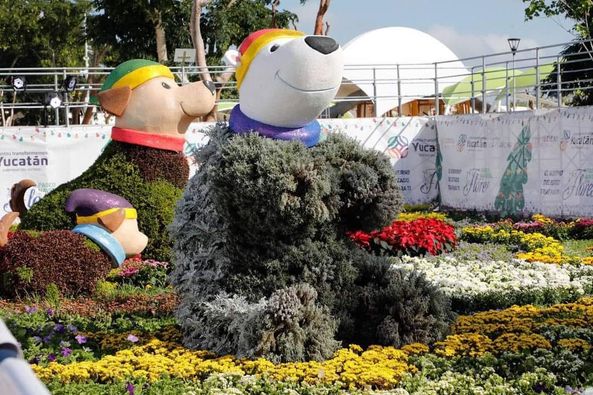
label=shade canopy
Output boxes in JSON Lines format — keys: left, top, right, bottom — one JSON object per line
{"left": 494, "top": 64, "right": 555, "bottom": 101}
{"left": 442, "top": 68, "right": 512, "bottom": 105}
{"left": 341, "top": 27, "right": 468, "bottom": 116}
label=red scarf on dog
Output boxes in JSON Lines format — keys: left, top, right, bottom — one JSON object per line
{"left": 111, "top": 127, "right": 185, "bottom": 153}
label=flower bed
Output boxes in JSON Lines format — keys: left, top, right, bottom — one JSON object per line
{"left": 4, "top": 212, "right": 593, "bottom": 393}
{"left": 349, "top": 218, "right": 456, "bottom": 257}
{"left": 24, "top": 298, "right": 593, "bottom": 393}
{"left": 393, "top": 255, "right": 593, "bottom": 312}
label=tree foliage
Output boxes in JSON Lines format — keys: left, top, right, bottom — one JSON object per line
{"left": 523, "top": 0, "right": 593, "bottom": 105}
{"left": 523, "top": 0, "right": 593, "bottom": 38}
{"left": 89, "top": 0, "right": 194, "bottom": 65}
{"left": 0, "top": 0, "right": 298, "bottom": 68}
{"left": 0, "top": 0, "right": 91, "bottom": 68}
{"left": 201, "top": 0, "right": 297, "bottom": 62}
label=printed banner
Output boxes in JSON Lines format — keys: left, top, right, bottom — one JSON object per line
{"left": 437, "top": 107, "right": 593, "bottom": 217}
{"left": 0, "top": 128, "right": 109, "bottom": 214}
{"left": 321, "top": 117, "right": 438, "bottom": 204}
{"left": 0, "top": 118, "right": 437, "bottom": 217}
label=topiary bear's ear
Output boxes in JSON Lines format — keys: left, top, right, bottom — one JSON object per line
{"left": 98, "top": 86, "right": 132, "bottom": 117}
{"left": 10, "top": 179, "right": 36, "bottom": 215}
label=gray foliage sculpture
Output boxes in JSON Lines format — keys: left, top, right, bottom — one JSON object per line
{"left": 170, "top": 125, "right": 453, "bottom": 362}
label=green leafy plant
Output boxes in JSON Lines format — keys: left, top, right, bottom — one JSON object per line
{"left": 45, "top": 283, "right": 61, "bottom": 310}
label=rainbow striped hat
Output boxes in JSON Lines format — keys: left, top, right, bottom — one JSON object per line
{"left": 100, "top": 59, "right": 174, "bottom": 92}
{"left": 235, "top": 29, "right": 305, "bottom": 89}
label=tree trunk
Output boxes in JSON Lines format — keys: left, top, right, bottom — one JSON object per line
{"left": 83, "top": 45, "right": 109, "bottom": 125}
{"left": 314, "top": 0, "right": 331, "bottom": 35}
{"left": 190, "top": 0, "right": 212, "bottom": 83}
{"left": 190, "top": 0, "right": 217, "bottom": 121}
{"left": 154, "top": 10, "right": 168, "bottom": 63}
{"left": 271, "top": 0, "right": 280, "bottom": 28}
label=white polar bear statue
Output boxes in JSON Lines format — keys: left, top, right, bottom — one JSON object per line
{"left": 224, "top": 29, "right": 343, "bottom": 147}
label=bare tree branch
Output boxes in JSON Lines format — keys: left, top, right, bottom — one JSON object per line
{"left": 153, "top": 10, "right": 168, "bottom": 63}
{"left": 190, "top": 0, "right": 213, "bottom": 82}
{"left": 324, "top": 21, "right": 330, "bottom": 35}
{"left": 271, "top": 0, "right": 280, "bottom": 28}
{"left": 314, "top": 0, "right": 331, "bottom": 35}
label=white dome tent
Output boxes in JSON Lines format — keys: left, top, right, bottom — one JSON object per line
{"left": 338, "top": 27, "right": 468, "bottom": 117}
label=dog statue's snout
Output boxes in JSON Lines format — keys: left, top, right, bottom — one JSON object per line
{"left": 203, "top": 80, "right": 216, "bottom": 95}
{"left": 304, "top": 36, "right": 339, "bottom": 55}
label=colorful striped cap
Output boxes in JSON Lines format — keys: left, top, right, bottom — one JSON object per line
{"left": 235, "top": 29, "right": 304, "bottom": 89}
{"left": 100, "top": 59, "right": 175, "bottom": 92}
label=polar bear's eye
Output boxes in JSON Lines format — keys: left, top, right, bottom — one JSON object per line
{"left": 270, "top": 44, "right": 280, "bottom": 53}
{"left": 162, "top": 82, "right": 171, "bottom": 89}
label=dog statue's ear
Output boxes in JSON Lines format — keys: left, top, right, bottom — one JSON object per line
{"left": 98, "top": 209, "right": 125, "bottom": 232}
{"left": 98, "top": 86, "right": 132, "bottom": 117}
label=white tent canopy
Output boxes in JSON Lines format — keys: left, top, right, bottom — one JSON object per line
{"left": 341, "top": 27, "right": 469, "bottom": 116}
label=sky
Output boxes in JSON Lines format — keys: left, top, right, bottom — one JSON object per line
{"left": 279, "top": 0, "right": 576, "bottom": 59}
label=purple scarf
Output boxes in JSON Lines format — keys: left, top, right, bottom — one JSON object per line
{"left": 229, "top": 105, "right": 321, "bottom": 147}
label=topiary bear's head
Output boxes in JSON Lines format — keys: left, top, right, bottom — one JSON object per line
{"left": 209, "top": 131, "right": 402, "bottom": 246}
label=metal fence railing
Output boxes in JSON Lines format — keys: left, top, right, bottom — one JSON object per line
{"left": 2, "top": 38, "right": 593, "bottom": 126}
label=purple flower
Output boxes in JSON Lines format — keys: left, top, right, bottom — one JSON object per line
{"left": 54, "top": 323, "right": 65, "bottom": 333}
{"left": 75, "top": 335, "right": 87, "bottom": 344}
{"left": 120, "top": 267, "right": 140, "bottom": 278}
{"left": 47, "top": 354, "right": 56, "bottom": 362}
{"left": 126, "top": 382, "right": 135, "bottom": 395}
{"left": 126, "top": 334, "right": 139, "bottom": 343}
{"left": 24, "top": 306, "right": 38, "bottom": 314}
{"left": 66, "top": 324, "right": 78, "bottom": 334}
{"left": 46, "top": 308, "right": 54, "bottom": 317}
{"left": 42, "top": 334, "right": 53, "bottom": 344}
{"left": 60, "top": 347, "right": 72, "bottom": 357}
{"left": 30, "top": 356, "right": 40, "bottom": 364}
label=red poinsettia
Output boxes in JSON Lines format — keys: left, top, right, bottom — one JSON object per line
{"left": 348, "top": 218, "right": 456, "bottom": 257}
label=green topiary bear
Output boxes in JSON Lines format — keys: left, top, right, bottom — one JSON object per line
{"left": 170, "top": 126, "right": 454, "bottom": 362}
{"left": 18, "top": 141, "right": 187, "bottom": 261}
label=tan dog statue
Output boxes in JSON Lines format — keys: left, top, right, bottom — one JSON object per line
{"left": 17, "top": 60, "right": 217, "bottom": 261}
{"left": 97, "top": 59, "right": 216, "bottom": 149}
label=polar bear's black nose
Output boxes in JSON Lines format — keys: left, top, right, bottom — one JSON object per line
{"left": 305, "top": 36, "right": 339, "bottom": 55}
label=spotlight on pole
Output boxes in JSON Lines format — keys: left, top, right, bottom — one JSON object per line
{"left": 9, "top": 76, "right": 26, "bottom": 91}
{"left": 62, "top": 76, "right": 77, "bottom": 92}
{"left": 43, "top": 91, "right": 62, "bottom": 109}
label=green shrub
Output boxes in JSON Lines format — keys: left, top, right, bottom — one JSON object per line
{"left": 18, "top": 141, "right": 187, "bottom": 261}
{"left": 0, "top": 230, "right": 111, "bottom": 297}
{"left": 338, "top": 254, "right": 454, "bottom": 348}
{"left": 45, "top": 283, "right": 62, "bottom": 309}
{"left": 170, "top": 126, "right": 451, "bottom": 361}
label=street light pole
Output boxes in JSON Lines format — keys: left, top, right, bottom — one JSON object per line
{"left": 508, "top": 38, "right": 520, "bottom": 112}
